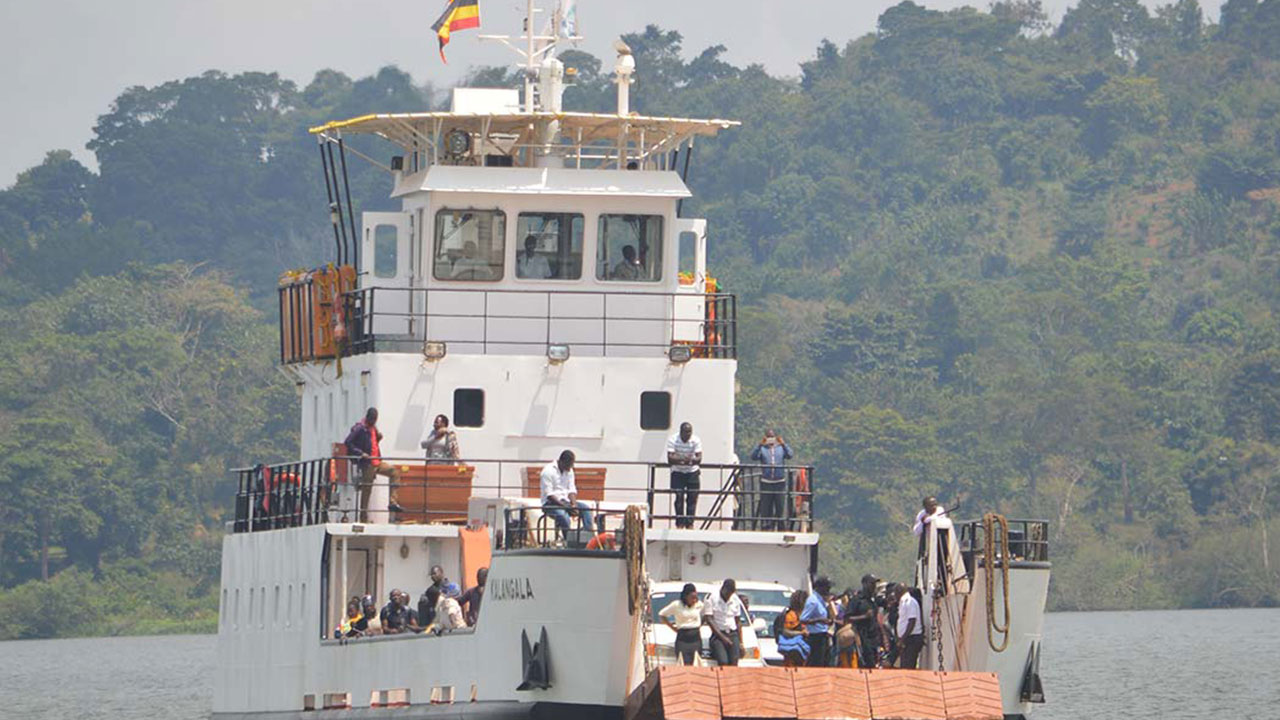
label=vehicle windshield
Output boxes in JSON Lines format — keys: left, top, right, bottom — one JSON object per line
{"left": 737, "top": 589, "right": 792, "bottom": 608}
{"left": 752, "top": 607, "right": 783, "bottom": 638}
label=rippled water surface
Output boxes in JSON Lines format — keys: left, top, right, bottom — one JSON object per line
{"left": 1, "top": 609, "right": 1277, "bottom": 719}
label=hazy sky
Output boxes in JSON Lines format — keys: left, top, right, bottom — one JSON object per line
{"left": 1, "top": 0, "right": 1226, "bottom": 187}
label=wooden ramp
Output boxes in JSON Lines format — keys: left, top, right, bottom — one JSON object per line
{"left": 624, "top": 667, "right": 1002, "bottom": 720}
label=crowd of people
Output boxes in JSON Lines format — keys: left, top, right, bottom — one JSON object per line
{"left": 335, "top": 565, "right": 487, "bottom": 640}
{"left": 655, "top": 573, "right": 930, "bottom": 671}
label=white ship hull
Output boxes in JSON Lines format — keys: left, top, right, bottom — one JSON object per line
{"left": 214, "top": 524, "right": 643, "bottom": 718}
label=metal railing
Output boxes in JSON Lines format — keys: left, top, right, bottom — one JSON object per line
{"left": 230, "top": 456, "right": 813, "bottom": 535}
{"left": 341, "top": 286, "right": 736, "bottom": 359}
{"left": 500, "top": 507, "right": 631, "bottom": 551}
{"left": 957, "top": 518, "right": 1050, "bottom": 566}
{"left": 645, "top": 462, "right": 816, "bottom": 533}
{"left": 233, "top": 458, "right": 336, "bottom": 532}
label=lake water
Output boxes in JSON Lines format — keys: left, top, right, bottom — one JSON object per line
{"left": 1, "top": 608, "right": 1277, "bottom": 719}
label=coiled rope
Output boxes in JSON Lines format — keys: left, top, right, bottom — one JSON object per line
{"left": 983, "top": 512, "right": 1011, "bottom": 652}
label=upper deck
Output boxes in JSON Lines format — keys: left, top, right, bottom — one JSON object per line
{"left": 282, "top": 90, "right": 741, "bottom": 367}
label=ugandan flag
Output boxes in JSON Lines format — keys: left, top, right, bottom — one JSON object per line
{"left": 432, "top": 0, "right": 480, "bottom": 63}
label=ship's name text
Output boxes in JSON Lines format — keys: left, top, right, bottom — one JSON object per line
{"left": 490, "top": 577, "right": 535, "bottom": 601}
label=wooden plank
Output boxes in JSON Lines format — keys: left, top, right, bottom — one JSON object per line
{"left": 866, "top": 670, "right": 947, "bottom": 720}
{"left": 940, "top": 672, "right": 1003, "bottom": 720}
{"left": 718, "top": 667, "right": 797, "bottom": 719}
{"left": 792, "top": 668, "right": 872, "bottom": 720}
{"left": 660, "top": 666, "right": 722, "bottom": 720}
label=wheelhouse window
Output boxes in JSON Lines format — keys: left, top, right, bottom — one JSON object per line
{"left": 433, "top": 209, "right": 506, "bottom": 281}
{"left": 678, "top": 230, "right": 697, "bottom": 280}
{"left": 516, "top": 212, "right": 583, "bottom": 280}
{"left": 597, "top": 214, "right": 663, "bottom": 282}
{"left": 373, "top": 224, "right": 398, "bottom": 278}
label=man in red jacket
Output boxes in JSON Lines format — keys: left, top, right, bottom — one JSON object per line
{"left": 344, "top": 407, "right": 401, "bottom": 520}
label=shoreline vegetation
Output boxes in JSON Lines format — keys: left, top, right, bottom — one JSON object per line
{"left": 4, "top": 1, "right": 1280, "bottom": 640}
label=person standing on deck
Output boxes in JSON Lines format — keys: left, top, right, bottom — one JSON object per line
{"left": 750, "top": 430, "right": 793, "bottom": 530}
{"left": 914, "top": 496, "right": 945, "bottom": 538}
{"left": 703, "top": 578, "right": 746, "bottom": 666}
{"left": 344, "top": 408, "right": 402, "bottom": 519}
{"left": 801, "top": 575, "right": 835, "bottom": 666}
{"left": 460, "top": 567, "right": 487, "bottom": 627}
{"left": 421, "top": 414, "right": 461, "bottom": 461}
{"left": 657, "top": 583, "right": 704, "bottom": 665}
{"left": 666, "top": 422, "right": 703, "bottom": 529}
{"left": 845, "top": 574, "right": 889, "bottom": 668}
{"left": 894, "top": 584, "right": 925, "bottom": 669}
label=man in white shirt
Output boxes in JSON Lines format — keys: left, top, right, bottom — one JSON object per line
{"left": 666, "top": 422, "right": 703, "bottom": 528}
{"left": 894, "top": 585, "right": 924, "bottom": 669}
{"left": 517, "top": 235, "right": 553, "bottom": 279}
{"left": 540, "top": 449, "right": 593, "bottom": 533}
{"left": 912, "top": 496, "right": 944, "bottom": 536}
{"left": 701, "top": 578, "right": 745, "bottom": 666}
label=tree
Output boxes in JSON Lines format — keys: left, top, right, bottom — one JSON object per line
{"left": 1058, "top": 0, "right": 1153, "bottom": 63}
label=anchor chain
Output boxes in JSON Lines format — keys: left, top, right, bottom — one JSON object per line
{"left": 932, "top": 587, "right": 945, "bottom": 669}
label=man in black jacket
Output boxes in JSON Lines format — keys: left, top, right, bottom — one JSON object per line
{"left": 344, "top": 407, "right": 401, "bottom": 520}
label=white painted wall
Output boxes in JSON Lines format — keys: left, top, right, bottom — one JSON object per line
{"left": 216, "top": 525, "right": 638, "bottom": 713}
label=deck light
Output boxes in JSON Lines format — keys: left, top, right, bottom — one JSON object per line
{"left": 423, "top": 341, "right": 447, "bottom": 361}
{"left": 668, "top": 345, "right": 693, "bottom": 364}
{"left": 547, "top": 344, "right": 571, "bottom": 364}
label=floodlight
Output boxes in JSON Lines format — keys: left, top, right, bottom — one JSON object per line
{"left": 547, "top": 344, "right": 571, "bottom": 364}
{"left": 668, "top": 345, "right": 693, "bottom": 364}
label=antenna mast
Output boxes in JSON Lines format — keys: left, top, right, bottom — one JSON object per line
{"left": 477, "top": 0, "right": 582, "bottom": 112}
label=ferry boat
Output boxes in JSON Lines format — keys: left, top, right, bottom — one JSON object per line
{"left": 215, "top": 5, "right": 1049, "bottom": 719}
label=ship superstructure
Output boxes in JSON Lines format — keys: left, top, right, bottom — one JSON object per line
{"left": 215, "top": 6, "right": 1049, "bottom": 719}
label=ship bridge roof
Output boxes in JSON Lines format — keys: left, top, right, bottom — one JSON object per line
{"left": 310, "top": 111, "right": 738, "bottom": 147}
{"left": 308, "top": 111, "right": 739, "bottom": 171}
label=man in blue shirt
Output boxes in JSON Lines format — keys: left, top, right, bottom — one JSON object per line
{"left": 750, "top": 430, "right": 793, "bottom": 530}
{"left": 801, "top": 575, "right": 834, "bottom": 666}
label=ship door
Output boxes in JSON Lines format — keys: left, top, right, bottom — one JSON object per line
{"left": 361, "top": 212, "right": 415, "bottom": 337}
{"left": 673, "top": 219, "right": 707, "bottom": 343}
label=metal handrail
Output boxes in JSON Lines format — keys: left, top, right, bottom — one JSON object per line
{"left": 231, "top": 456, "right": 814, "bottom": 534}
{"left": 339, "top": 285, "right": 737, "bottom": 359}
{"left": 957, "top": 518, "right": 1050, "bottom": 563}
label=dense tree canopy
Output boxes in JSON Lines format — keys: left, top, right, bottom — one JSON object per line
{"left": 3, "top": 1, "right": 1280, "bottom": 636}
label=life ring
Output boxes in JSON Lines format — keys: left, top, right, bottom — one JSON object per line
{"left": 586, "top": 531, "right": 618, "bottom": 551}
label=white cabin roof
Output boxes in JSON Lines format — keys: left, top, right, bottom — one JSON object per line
{"left": 392, "top": 165, "right": 692, "bottom": 198}
{"left": 310, "top": 111, "right": 737, "bottom": 148}
{"left": 310, "top": 111, "right": 739, "bottom": 171}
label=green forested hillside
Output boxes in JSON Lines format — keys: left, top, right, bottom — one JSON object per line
{"left": 2, "top": 0, "right": 1280, "bottom": 637}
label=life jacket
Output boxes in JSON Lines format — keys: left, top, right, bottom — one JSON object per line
{"left": 261, "top": 468, "right": 301, "bottom": 512}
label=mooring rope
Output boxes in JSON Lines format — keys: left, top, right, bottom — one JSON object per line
{"left": 983, "top": 512, "right": 1011, "bottom": 652}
